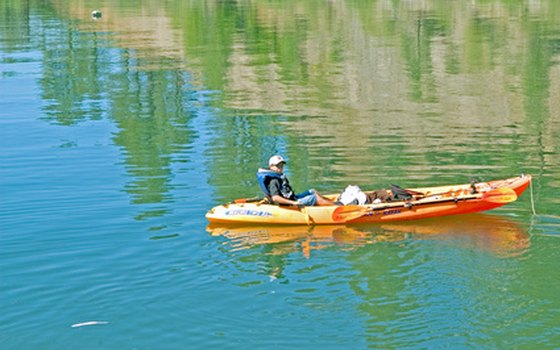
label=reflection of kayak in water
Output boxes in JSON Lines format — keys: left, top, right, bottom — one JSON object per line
{"left": 378, "top": 213, "right": 529, "bottom": 256}
{"left": 207, "top": 224, "right": 374, "bottom": 258}
{"left": 207, "top": 214, "right": 528, "bottom": 257}
{"left": 206, "top": 175, "right": 531, "bottom": 225}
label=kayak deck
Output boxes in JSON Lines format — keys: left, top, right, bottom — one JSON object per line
{"left": 205, "top": 175, "right": 532, "bottom": 225}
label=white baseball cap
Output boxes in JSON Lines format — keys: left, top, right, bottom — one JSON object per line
{"left": 268, "top": 155, "right": 286, "bottom": 166}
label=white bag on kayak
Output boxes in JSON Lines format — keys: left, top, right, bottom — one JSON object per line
{"left": 338, "top": 185, "right": 368, "bottom": 205}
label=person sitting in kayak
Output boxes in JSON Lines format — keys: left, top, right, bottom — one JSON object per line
{"left": 257, "top": 155, "right": 336, "bottom": 206}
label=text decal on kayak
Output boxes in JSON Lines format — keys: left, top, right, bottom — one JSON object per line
{"left": 225, "top": 209, "right": 272, "bottom": 217}
{"left": 363, "top": 209, "right": 402, "bottom": 217}
{"left": 383, "top": 209, "right": 401, "bottom": 215}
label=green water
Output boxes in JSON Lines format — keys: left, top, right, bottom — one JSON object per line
{"left": 1, "top": 0, "right": 559, "bottom": 348}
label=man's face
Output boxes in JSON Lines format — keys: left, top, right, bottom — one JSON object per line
{"left": 271, "top": 162, "right": 284, "bottom": 173}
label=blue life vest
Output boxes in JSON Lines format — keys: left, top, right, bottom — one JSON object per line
{"left": 256, "top": 168, "right": 295, "bottom": 199}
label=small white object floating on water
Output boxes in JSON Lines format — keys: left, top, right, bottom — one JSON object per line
{"left": 91, "top": 10, "right": 102, "bottom": 19}
{"left": 71, "top": 321, "right": 109, "bottom": 328}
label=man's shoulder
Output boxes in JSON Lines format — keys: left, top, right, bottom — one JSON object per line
{"left": 267, "top": 176, "right": 281, "bottom": 185}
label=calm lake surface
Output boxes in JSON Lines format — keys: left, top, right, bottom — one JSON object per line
{"left": 2, "top": 1, "right": 560, "bottom": 348}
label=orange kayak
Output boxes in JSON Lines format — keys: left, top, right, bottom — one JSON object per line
{"left": 205, "top": 175, "right": 532, "bottom": 225}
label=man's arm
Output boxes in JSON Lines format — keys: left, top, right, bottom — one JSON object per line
{"left": 271, "top": 194, "right": 299, "bottom": 206}
{"left": 269, "top": 178, "right": 299, "bottom": 206}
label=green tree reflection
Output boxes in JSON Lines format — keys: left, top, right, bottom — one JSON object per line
{"left": 2, "top": 0, "right": 559, "bottom": 214}
{"left": 0, "top": 0, "right": 30, "bottom": 51}
{"left": 27, "top": 3, "right": 197, "bottom": 218}
{"left": 111, "top": 60, "right": 196, "bottom": 206}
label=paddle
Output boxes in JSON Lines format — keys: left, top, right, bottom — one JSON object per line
{"left": 480, "top": 187, "right": 518, "bottom": 203}
{"left": 332, "top": 187, "right": 518, "bottom": 223}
